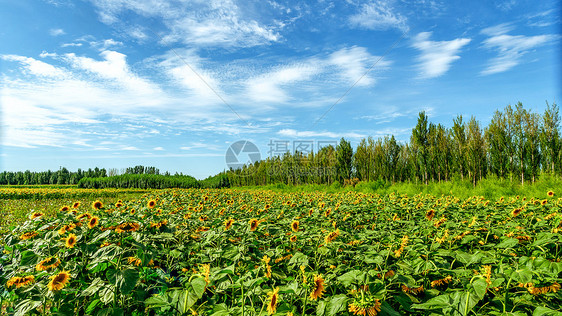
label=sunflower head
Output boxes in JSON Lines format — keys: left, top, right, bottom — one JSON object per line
{"left": 291, "top": 220, "right": 299, "bottom": 232}
{"left": 36, "top": 257, "right": 61, "bottom": 271}
{"left": 290, "top": 235, "right": 297, "bottom": 242}
{"left": 6, "top": 275, "right": 35, "bottom": 288}
{"left": 310, "top": 274, "right": 325, "bottom": 300}
{"left": 72, "top": 202, "right": 80, "bottom": 208}
{"left": 20, "top": 232, "right": 38, "bottom": 240}
{"left": 64, "top": 233, "right": 77, "bottom": 248}
{"left": 30, "top": 212, "right": 44, "bottom": 219}
{"left": 249, "top": 218, "right": 259, "bottom": 231}
{"left": 426, "top": 209, "right": 436, "bottom": 221}
{"left": 266, "top": 287, "right": 280, "bottom": 315}
{"left": 88, "top": 216, "right": 100, "bottom": 229}
{"left": 147, "top": 200, "right": 156, "bottom": 208}
{"left": 47, "top": 270, "right": 71, "bottom": 291}
{"left": 548, "top": 191, "right": 555, "bottom": 197}
{"left": 512, "top": 208, "right": 522, "bottom": 217}
{"left": 92, "top": 201, "right": 103, "bottom": 210}
{"left": 224, "top": 218, "right": 234, "bottom": 230}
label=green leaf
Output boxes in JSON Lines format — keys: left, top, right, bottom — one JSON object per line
{"left": 191, "top": 277, "right": 207, "bottom": 298}
{"left": 316, "top": 299, "right": 327, "bottom": 316}
{"left": 496, "top": 238, "right": 519, "bottom": 248}
{"left": 117, "top": 269, "right": 139, "bottom": 295}
{"left": 81, "top": 277, "right": 106, "bottom": 297}
{"left": 95, "top": 308, "right": 124, "bottom": 316}
{"left": 471, "top": 278, "right": 488, "bottom": 300}
{"left": 337, "top": 270, "right": 364, "bottom": 287}
{"left": 14, "top": 299, "right": 42, "bottom": 316}
{"left": 19, "top": 250, "right": 37, "bottom": 266}
{"left": 380, "top": 301, "right": 401, "bottom": 316}
{"left": 86, "top": 299, "right": 101, "bottom": 315}
{"left": 288, "top": 252, "right": 308, "bottom": 268}
{"left": 326, "top": 294, "right": 348, "bottom": 316}
{"left": 533, "top": 306, "right": 562, "bottom": 316}
{"left": 412, "top": 294, "right": 452, "bottom": 310}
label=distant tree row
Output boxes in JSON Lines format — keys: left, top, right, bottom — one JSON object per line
{"left": 0, "top": 167, "right": 107, "bottom": 185}
{"left": 0, "top": 165, "right": 166, "bottom": 185}
{"left": 227, "top": 102, "right": 561, "bottom": 186}
{"left": 77, "top": 174, "right": 199, "bottom": 189}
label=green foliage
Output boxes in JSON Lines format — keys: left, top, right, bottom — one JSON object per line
{"left": 78, "top": 174, "right": 200, "bottom": 189}
{"left": 2, "top": 188, "right": 562, "bottom": 315}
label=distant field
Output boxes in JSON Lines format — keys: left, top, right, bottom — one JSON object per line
{"left": 1, "top": 187, "right": 561, "bottom": 315}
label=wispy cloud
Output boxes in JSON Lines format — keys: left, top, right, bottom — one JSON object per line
{"left": 89, "top": 0, "right": 279, "bottom": 48}
{"left": 49, "top": 28, "right": 65, "bottom": 36}
{"left": 349, "top": 0, "right": 408, "bottom": 32}
{"left": 243, "top": 46, "right": 390, "bottom": 105}
{"left": 412, "top": 32, "right": 471, "bottom": 78}
{"left": 480, "top": 24, "right": 559, "bottom": 75}
{"left": 277, "top": 129, "right": 365, "bottom": 139}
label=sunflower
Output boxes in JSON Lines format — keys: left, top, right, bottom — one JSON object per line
{"left": 76, "top": 212, "right": 92, "bottom": 221}
{"left": 72, "top": 202, "right": 80, "bottom": 208}
{"left": 290, "top": 235, "right": 297, "bottom": 242}
{"left": 548, "top": 191, "right": 555, "bottom": 197}
{"left": 115, "top": 222, "right": 140, "bottom": 233}
{"left": 291, "top": 220, "right": 299, "bottom": 232}
{"left": 262, "top": 255, "right": 272, "bottom": 278}
{"left": 65, "top": 233, "right": 77, "bottom": 248}
{"left": 58, "top": 223, "right": 76, "bottom": 235}
{"left": 87, "top": 216, "right": 100, "bottom": 229}
{"left": 266, "top": 287, "right": 280, "bottom": 315}
{"left": 30, "top": 212, "right": 44, "bottom": 220}
{"left": 47, "top": 270, "right": 71, "bottom": 291}
{"left": 310, "top": 274, "right": 325, "bottom": 300}
{"left": 6, "top": 275, "right": 35, "bottom": 288}
{"left": 224, "top": 218, "right": 234, "bottom": 230}
{"left": 431, "top": 276, "right": 452, "bottom": 288}
{"left": 36, "top": 257, "right": 61, "bottom": 271}
{"left": 249, "top": 218, "right": 259, "bottom": 231}
{"left": 115, "top": 202, "right": 123, "bottom": 208}
{"left": 200, "top": 264, "right": 210, "bottom": 284}
{"left": 127, "top": 257, "right": 142, "bottom": 266}
{"left": 147, "top": 200, "right": 156, "bottom": 208}
{"left": 20, "top": 232, "right": 38, "bottom": 240}
{"left": 348, "top": 299, "right": 382, "bottom": 316}
{"left": 425, "top": 209, "right": 435, "bottom": 221}
{"left": 541, "top": 199, "right": 548, "bottom": 206}
{"left": 324, "top": 229, "right": 340, "bottom": 244}
{"left": 92, "top": 200, "right": 103, "bottom": 210}
{"left": 511, "top": 208, "right": 522, "bottom": 217}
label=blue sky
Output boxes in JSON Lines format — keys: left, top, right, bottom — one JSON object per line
{"left": 0, "top": 0, "right": 560, "bottom": 179}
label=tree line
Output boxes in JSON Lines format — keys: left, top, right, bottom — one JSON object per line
{"left": 227, "top": 102, "right": 561, "bottom": 186}
{"left": 0, "top": 165, "right": 167, "bottom": 185}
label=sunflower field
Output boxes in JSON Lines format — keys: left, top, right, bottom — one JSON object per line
{"left": 1, "top": 189, "right": 562, "bottom": 315}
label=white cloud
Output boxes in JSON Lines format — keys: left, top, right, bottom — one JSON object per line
{"left": 480, "top": 24, "right": 559, "bottom": 75}
{"left": 328, "top": 46, "right": 390, "bottom": 86}
{"left": 63, "top": 50, "right": 163, "bottom": 100}
{"left": 244, "top": 46, "right": 389, "bottom": 104}
{"left": 153, "top": 147, "right": 164, "bottom": 151}
{"left": 349, "top": 0, "right": 408, "bottom": 32}
{"left": 1, "top": 55, "right": 67, "bottom": 78}
{"left": 89, "top": 0, "right": 279, "bottom": 48}
{"left": 49, "top": 28, "right": 65, "bottom": 36}
{"left": 277, "top": 129, "right": 365, "bottom": 139}
{"left": 61, "top": 42, "right": 83, "bottom": 47}
{"left": 245, "top": 62, "right": 321, "bottom": 103}
{"left": 412, "top": 32, "right": 471, "bottom": 78}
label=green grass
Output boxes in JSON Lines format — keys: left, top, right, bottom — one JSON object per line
{"left": 235, "top": 174, "right": 562, "bottom": 200}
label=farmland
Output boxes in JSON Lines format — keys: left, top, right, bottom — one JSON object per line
{"left": 1, "top": 187, "right": 562, "bottom": 315}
